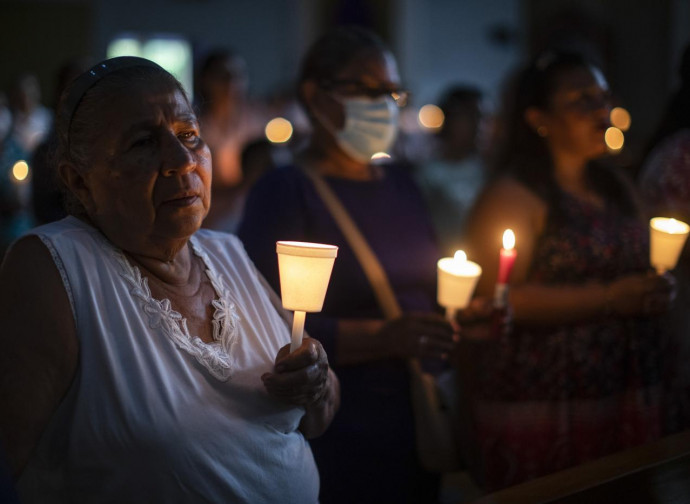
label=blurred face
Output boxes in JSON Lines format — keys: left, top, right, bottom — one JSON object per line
{"left": 313, "top": 49, "right": 403, "bottom": 130}
{"left": 443, "top": 99, "right": 487, "bottom": 153}
{"left": 80, "top": 80, "right": 212, "bottom": 254}
{"left": 535, "top": 65, "right": 612, "bottom": 161}
{"left": 202, "top": 56, "right": 248, "bottom": 103}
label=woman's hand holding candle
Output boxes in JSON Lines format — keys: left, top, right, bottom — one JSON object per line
{"left": 377, "top": 313, "right": 457, "bottom": 360}
{"left": 261, "top": 337, "right": 341, "bottom": 439}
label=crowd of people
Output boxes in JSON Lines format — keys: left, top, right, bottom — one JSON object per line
{"left": 0, "top": 22, "right": 688, "bottom": 504}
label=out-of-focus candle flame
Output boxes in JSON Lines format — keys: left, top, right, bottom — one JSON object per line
{"left": 265, "top": 117, "right": 293, "bottom": 143}
{"left": 502, "top": 229, "right": 515, "bottom": 250}
{"left": 418, "top": 104, "right": 444, "bottom": 130}
{"left": 651, "top": 217, "right": 690, "bottom": 234}
{"left": 11, "top": 160, "right": 29, "bottom": 182}
{"left": 605, "top": 127, "right": 624, "bottom": 151}
{"left": 454, "top": 250, "right": 467, "bottom": 263}
{"left": 610, "top": 107, "right": 631, "bottom": 131}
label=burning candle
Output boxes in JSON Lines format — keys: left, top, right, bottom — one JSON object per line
{"left": 650, "top": 217, "right": 689, "bottom": 274}
{"left": 437, "top": 250, "right": 482, "bottom": 321}
{"left": 276, "top": 241, "right": 338, "bottom": 352}
{"left": 494, "top": 229, "right": 517, "bottom": 308}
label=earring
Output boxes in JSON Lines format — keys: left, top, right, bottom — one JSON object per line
{"left": 537, "top": 126, "right": 548, "bottom": 137}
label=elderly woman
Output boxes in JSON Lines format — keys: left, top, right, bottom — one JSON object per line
{"left": 0, "top": 57, "right": 339, "bottom": 503}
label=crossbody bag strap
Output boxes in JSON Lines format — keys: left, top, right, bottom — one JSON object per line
{"left": 301, "top": 167, "right": 403, "bottom": 320}
{"left": 301, "top": 167, "right": 425, "bottom": 376}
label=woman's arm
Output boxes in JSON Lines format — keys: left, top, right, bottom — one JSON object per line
{"left": 0, "top": 236, "right": 78, "bottom": 478}
{"left": 466, "top": 177, "right": 674, "bottom": 326}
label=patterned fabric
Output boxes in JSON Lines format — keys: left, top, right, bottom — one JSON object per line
{"left": 639, "top": 129, "right": 690, "bottom": 435}
{"left": 640, "top": 129, "right": 690, "bottom": 215}
{"left": 467, "top": 192, "right": 664, "bottom": 490}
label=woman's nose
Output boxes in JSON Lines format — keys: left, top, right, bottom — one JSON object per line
{"left": 161, "top": 133, "right": 195, "bottom": 176}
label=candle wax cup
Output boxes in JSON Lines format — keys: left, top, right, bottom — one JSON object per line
{"left": 276, "top": 241, "right": 338, "bottom": 312}
{"left": 437, "top": 257, "right": 482, "bottom": 310}
{"left": 649, "top": 218, "right": 690, "bottom": 273}
{"left": 497, "top": 248, "right": 517, "bottom": 284}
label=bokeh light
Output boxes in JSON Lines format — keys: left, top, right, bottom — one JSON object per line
{"left": 371, "top": 152, "right": 391, "bottom": 161}
{"left": 265, "top": 117, "right": 293, "bottom": 143}
{"left": 417, "top": 104, "right": 444, "bottom": 130}
{"left": 11, "top": 160, "right": 29, "bottom": 182}
{"left": 610, "top": 107, "right": 631, "bottom": 131}
{"left": 605, "top": 127, "right": 625, "bottom": 151}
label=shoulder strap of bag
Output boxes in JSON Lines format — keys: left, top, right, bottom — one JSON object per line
{"left": 301, "top": 167, "right": 424, "bottom": 375}
{"left": 302, "top": 167, "right": 403, "bottom": 320}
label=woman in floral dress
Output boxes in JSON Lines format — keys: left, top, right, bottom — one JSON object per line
{"left": 464, "top": 51, "right": 676, "bottom": 490}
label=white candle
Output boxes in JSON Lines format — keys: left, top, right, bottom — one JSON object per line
{"left": 437, "top": 250, "right": 482, "bottom": 321}
{"left": 276, "top": 241, "right": 338, "bottom": 352}
{"left": 650, "top": 217, "right": 690, "bottom": 274}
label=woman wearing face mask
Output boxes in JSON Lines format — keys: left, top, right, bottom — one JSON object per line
{"left": 238, "top": 26, "right": 462, "bottom": 503}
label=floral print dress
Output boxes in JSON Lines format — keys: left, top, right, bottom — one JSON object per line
{"left": 467, "top": 192, "right": 664, "bottom": 490}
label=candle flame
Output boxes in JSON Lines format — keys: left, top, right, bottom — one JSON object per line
{"left": 502, "top": 229, "right": 515, "bottom": 250}
{"left": 650, "top": 217, "right": 690, "bottom": 234}
{"left": 453, "top": 250, "right": 467, "bottom": 263}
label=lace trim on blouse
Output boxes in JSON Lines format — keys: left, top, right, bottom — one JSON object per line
{"left": 105, "top": 236, "right": 241, "bottom": 381}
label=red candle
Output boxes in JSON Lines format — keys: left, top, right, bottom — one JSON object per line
{"left": 497, "top": 229, "right": 516, "bottom": 284}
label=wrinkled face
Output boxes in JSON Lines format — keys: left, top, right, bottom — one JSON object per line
{"left": 81, "top": 80, "right": 212, "bottom": 254}
{"left": 539, "top": 65, "right": 612, "bottom": 160}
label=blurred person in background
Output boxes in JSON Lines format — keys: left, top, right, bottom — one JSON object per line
{"left": 414, "top": 85, "right": 491, "bottom": 256}
{"left": 196, "top": 49, "right": 268, "bottom": 231}
{"left": 8, "top": 73, "right": 51, "bottom": 155}
{"left": 639, "top": 42, "right": 690, "bottom": 435}
{"left": 238, "top": 25, "right": 463, "bottom": 503}
{"left": 464, "top": 50, "right": 675, "bottom": 490}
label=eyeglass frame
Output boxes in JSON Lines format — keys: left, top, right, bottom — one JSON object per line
{"left": 318, "top": 79, "right": 410, "bottom": 107}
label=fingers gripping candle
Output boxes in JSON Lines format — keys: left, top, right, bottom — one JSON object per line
{"left": 276, "top": 241, "right": 338, "bottom": 352}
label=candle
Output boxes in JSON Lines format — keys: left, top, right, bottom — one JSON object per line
{"left": 650, "top": 217, "right": 689, "bottom": 274}
{"left": 276, "top": 241, "right": 338, "bottom": 352}
{"left": 437, "top": 250, "right": 482, "bottom": 321}
{"left": 497, "top": 229, "right": 516, "bottom": 284}
{"left": 494, "top": 229, "right": 517, "bottom": 308}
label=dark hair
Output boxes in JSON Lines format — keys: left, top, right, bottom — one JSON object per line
{"left": 54, "top": 64, "right": 186, "bottom": 215}
{"left": 494, "top": 50, "right": 637, "bottom": 220}
{"left": 297, "top": 25, "right": 390, "bottom": 105}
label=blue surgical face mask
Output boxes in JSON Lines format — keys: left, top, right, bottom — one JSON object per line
{"left": 316, "top": 95, "right": 400, "bottom": 163}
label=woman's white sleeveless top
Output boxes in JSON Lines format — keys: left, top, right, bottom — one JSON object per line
{"left": 17, "top": 217, "right": 319, "bottom": 503}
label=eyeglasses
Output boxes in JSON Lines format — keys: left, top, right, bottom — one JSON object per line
{"left": 319, "top": 79, "right": 410, "bottom": 107}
